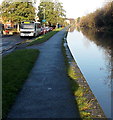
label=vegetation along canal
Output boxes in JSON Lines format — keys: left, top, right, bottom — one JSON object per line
{"left": 67, "top": 26, "right": 112, "bottom": 118}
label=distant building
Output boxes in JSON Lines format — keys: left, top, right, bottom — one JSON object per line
{"left": 0, "top": 17, "right": 15, "bottom": 29}
{"left": 65, "top": 19, "right": 70, "bottom": 24}
{"left": 69, "top": 18, "right": 75, "bottom": 24}
{"left": 4, "top": 21, "right": 14, "bottom": 29}
{"left": 65, "top": 18, "right": 75, "bottom": 25}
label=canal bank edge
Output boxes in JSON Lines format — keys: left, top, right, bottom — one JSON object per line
{"left": 62, "top": 32, "right": 107, "bottom": 119}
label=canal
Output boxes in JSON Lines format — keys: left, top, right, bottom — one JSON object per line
{"left": 67, "top": 26, "right": 112, "bottom": 118}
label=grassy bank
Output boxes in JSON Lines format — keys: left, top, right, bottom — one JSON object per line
{"left": 62, "top": 38, "right": 92, "bottom": 119}
{"left": 62, "top": 33, "right": 106, "bottom": 119}
{"left": 28, "top": 28, "right": 63, "bottom": 46}
{"left": 2, "top": 49, "right": 39, "bottom": 118}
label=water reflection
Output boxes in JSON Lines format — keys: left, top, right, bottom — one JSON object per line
{"left": 67, "top": 27, "right": 112, "bottom": 118}
{"left": 80, "top": 28, "right": 113, "bottom": 88}
{"left": 79, "top": 28, "right": 113, "bottom": 118}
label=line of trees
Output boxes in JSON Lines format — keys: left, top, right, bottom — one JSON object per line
{"left": 0, "top": 0, "right": 67, "bottom": 27}
{"left": 0, "top": 0, "right": 36, "bottom": 24}
{"left": 79, "top": 1, "right": 113, "bottom": 31}
{"left": 38, "top": 0, "right": 66, "bottom": 27}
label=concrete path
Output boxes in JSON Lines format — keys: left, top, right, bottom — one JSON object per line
{"left": 8, "top": 28, "right": 80, "bottom": 118}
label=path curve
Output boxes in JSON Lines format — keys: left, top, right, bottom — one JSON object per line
{"left": 8, "top": 28, "right": 80, "bottom": 118}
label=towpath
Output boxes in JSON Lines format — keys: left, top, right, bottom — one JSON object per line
{"left": 8, "top": 27, "right": 80, "bottom": 118}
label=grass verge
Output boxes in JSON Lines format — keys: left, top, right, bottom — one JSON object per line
{"left": 28, "top": 28, "right": 63, "bottom": 46}
{"left": 2, "top": 49, "right": 39, "bottom": 119}
{"left": 62, "top": 32, "right": 106, "bottom": 119}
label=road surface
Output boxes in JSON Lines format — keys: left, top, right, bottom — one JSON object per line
{"left": 1, "top": 34, "right": 36, "bottom": 55}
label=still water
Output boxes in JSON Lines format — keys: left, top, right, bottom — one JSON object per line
{"left": 67, "top": 27, "right": 112, "bottom": 118}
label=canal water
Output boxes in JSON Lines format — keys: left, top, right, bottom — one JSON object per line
{"left": 67, "top": 27, "right": 112, "bottom": 118}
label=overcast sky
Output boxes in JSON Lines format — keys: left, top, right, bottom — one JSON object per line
{"left": 60, "top": 0, "right": 106, "bottom": 18}
{"left": 0, "top": 0, "right": 107, "bottom": 18}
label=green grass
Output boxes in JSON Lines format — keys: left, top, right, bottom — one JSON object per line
{"left": 28, "top": 28, "right": 63, "bottom": 46}
{"left": 62, "top": 36, "right": 93, "bottom": 120}
{"left": 2, "top": 49, "right": 39, "bottom": 119}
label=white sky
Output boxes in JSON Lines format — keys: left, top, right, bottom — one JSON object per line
{"left": 60, "top": 0, "right": 106, "bottom": 18}
{"left": 0, "top": 0, "right": 107, "bottom": 18}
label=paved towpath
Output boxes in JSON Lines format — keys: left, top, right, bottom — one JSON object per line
{"left": 8, "top": 27, "right": 80, "bottom": 118}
